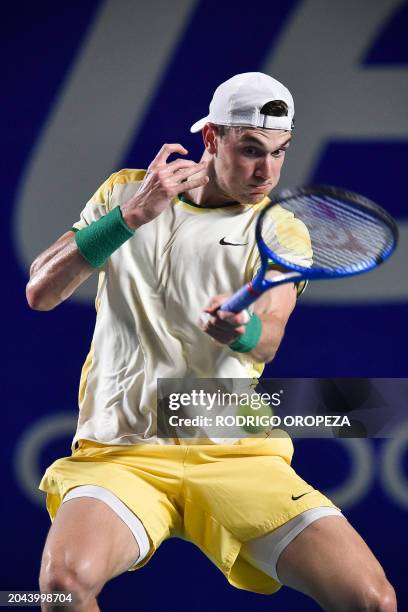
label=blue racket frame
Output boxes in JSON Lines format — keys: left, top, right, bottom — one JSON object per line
{"left": 220, "top": 186, "right": 398, "bottom": 314}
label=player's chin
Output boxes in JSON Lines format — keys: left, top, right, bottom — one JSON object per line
{"left": 244, "top": 191, "right": 268, "bottom": 204}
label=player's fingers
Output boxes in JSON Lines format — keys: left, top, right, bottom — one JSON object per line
{"left": 200, "top": 318, "right": 230, "bottom": 342}
{"left": 213, "top": 319, "right": 244, "bottom": 333}
{"left": 204, "top": 325, "right": 232, "bottom": 343}
{"left": 232, "top": 325, "right": 246, "bottom": 336}
{"left": 217, "top": 309, "right": 250, "bottom": 326}
{"left": 207, "top": 325, "right": 246, "bottom": 344}
{"left": 176, "top": 175, "right": 209, "bottom": 193}
{"left": 166, "top": 158, "right": 205, "bottom": 173}
{"left": 200, "top": 305, "right": 247, "bottom": 342}
{"left": 204, "top": 294, "right": 232, "bottom": 313}
{"left": 205, "top": 311, "right": 242, "bottom": 332}
{"left": 199, "top": 312, "right": 215, "bottom": 329}
{"left": 200, "top": 312, "right": 230, "bottom": 334}
{"left": 209, "top": 333, "right": 230, "bottom": 345}
{"left": 150, "top": 143, "right": 188, "bottom": 167}
{"left": 172, "top": 162, "right": 208, "bottom": 183}
{"left": 214, "top": 314, "right": 238, "bottom": 330}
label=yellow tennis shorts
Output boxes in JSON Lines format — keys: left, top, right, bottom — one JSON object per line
{"left": 39, "top": 434, "right": 338, "bottom": 595}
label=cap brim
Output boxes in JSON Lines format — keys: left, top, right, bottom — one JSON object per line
{"left": 190, "top": 116, "right": 209, "bottom": 133}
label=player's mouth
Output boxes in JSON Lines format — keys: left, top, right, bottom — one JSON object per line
{"left": 248, "top": 185, "right": 271, "bottom": 194}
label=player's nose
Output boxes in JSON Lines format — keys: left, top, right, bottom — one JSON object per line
{"left": 254, "top": 157, "right": 275, "bottom": 181}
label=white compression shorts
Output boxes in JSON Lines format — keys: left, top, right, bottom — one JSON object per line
{"left": 62, "top": 485, "right": 343, "bottom": 580}
{"left": 240, "top": 506, "right": 344, "bottom": 582}
{"left": 62, "top": 485, "right": 150, "bottom": 567}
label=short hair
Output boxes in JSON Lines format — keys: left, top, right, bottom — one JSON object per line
{"left": 215, "top": 100, "right": 294, "bottom": 138}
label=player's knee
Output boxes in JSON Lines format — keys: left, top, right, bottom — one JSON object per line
{"left": 374, "top": 580, "right": 397, "bottom": 612}
{"left": 40, "top": 556, "right": 104, "bottom": 605}
{"left": 352, "top": 577, "right": 396, "bottom": 611}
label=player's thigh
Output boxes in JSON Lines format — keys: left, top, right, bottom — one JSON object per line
{"left": 276, "top": 516, "right": 396, "bottom": 611}
{"left": 40, "top": 497, "right": 140, "bottom": 591}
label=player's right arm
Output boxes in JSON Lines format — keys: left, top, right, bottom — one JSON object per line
{"left": 26, "top": 231, "right": 95, "bottom": 311}
{"left": 26, "top": 144, "right": 208, "bottom": 311}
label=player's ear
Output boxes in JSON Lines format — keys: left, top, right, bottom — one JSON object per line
{"left": 203, "top": 123, "right": 218, "bottom": 155}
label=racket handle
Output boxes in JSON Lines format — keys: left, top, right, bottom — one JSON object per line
{"left": 220, "top": 283, "right": 261, "bottom": 313}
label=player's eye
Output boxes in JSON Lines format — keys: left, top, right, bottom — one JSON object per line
{"left": 242, "top": 146, "right": 262, "bottom": 157}
{"left": 271, "top": 148, "right": 286, "bottom": 158}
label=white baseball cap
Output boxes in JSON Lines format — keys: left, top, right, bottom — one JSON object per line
{"left": 190, "top": 72, "right": 294, "bottom": 133}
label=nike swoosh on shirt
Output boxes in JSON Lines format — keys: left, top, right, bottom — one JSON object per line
{"left": 291, "top": 491, "right": 313, "bottom": 501}
{"left": 219, "top": 237, "right": 249, "bottom": 246}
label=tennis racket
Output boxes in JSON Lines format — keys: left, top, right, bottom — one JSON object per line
{"left": 220, "top": 185, "right": 398, "bottom": 313}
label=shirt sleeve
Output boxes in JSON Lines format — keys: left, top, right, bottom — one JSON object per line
{"left": 71, "top": 172, "right": 118, "bottom": 231}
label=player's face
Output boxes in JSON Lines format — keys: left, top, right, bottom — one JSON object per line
{"left": 213, "top": 127, "right": 291, "bottom": 204}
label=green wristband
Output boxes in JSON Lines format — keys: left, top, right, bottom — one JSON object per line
{"left": 229, "top": 313, "right": 262, "bottom": 353}
{"left": 74, "top": 206, "right": 135, "bottom": 268}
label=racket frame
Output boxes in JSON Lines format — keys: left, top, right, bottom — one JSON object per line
{"left": 220, "top": 185, "right": 398, "bottom": 313}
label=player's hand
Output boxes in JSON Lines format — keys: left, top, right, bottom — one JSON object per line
{"left": 199, "top": 294, "right": 251, "bottom": 345}
{"left": 120, "top": 143, "right": 209, "bottom": 228}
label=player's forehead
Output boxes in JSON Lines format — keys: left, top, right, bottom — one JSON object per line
{"left": 234, "top": 127, "right": 291, "bottom": 148}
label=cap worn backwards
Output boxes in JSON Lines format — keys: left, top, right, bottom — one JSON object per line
{"left": 190, "top": 72, "right": 294, "bottom": 133}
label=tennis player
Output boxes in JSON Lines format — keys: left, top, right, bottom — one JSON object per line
{"left": 27, "top": 73, "right": 396, "bottom": 611}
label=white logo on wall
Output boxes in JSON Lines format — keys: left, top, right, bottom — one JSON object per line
{"left": 263, "top": 0, "right": 407, "bottom": 303}
{"left": 14, "top": 0, "right": 407, "bottom": 303}
{"left": 14, "top": 0, "right": 197, "bottom": 303}
{"left": 381, "top": 421, "right": 408, "bottom": 508}
{"left": 13, "top": 413, "right": 77, "bottom": 506}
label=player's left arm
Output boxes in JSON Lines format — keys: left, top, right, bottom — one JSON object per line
{"left": 200, "top": 270, "right": 298, "bottom": 363}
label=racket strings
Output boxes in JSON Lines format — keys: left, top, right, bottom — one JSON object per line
{"left": 262, "top": 193, "right": 395, "bottom": 273}
{"left": 296, "top": 195, "right": 391, "bottom": 245}
{"left": 272, "top": 226, "right": 365, "bottom": 270}
{"left": 309, "top": 195, "right": 392, "bottom": 246}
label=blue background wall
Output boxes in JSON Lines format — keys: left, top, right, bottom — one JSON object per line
{"left": 3, "top": 1, "right": 407, "bottom": 610}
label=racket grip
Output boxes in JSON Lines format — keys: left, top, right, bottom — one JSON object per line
{"left": 220, "top": 283, "right": 261, "bottom": 313}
